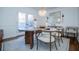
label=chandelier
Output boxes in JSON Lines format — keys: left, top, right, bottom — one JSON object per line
{"left": 38, "top": 7, "right": 47, "bottom": 16}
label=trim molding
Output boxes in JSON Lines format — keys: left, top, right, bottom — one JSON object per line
{"left": 3, "top": 34, "right": 24, "bottom": 42}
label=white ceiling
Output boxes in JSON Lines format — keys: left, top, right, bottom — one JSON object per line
{"left": 31, "top": 7, "right": 57, "bottom": 11}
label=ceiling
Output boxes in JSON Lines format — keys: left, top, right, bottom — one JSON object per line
{"left": 31, "top": 7, "right": 57, "bottom": 11}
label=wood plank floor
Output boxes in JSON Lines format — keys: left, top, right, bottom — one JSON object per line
{"left": 69, "top": 37, "right": 79, "bottom": 51}
{"left": 2, "top": 35, "right": 79, "bottom": 51}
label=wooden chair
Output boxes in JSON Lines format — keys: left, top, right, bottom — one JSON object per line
{"left": 0, "top": 30, "right": 3, "bottom": 51}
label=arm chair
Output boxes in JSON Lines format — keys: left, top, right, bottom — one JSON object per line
{"left": 64, "top": 27, "right": 78, "bottom": 39}
{"left": 51, "top": 26, "right": 64, "bottom": 46}
{"left": 36, "top": 31, "right": 57, "bottom": 51}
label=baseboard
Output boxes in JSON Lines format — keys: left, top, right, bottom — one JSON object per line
{"left": 3, "top": 34, "right": 24, "bottom": 42}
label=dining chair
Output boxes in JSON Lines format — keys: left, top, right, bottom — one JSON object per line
{"left": 51, "top": 26, "right": 64, "bottom": 46}
{"left": 36, "top": 31, "right": 57, "bottom": 51}
{"left": 64, "top": 27, "right": 78, "bottom": 38}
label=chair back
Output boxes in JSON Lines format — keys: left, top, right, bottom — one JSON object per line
{"left": 65, "top": 27, "right": 78, "bottom": 38}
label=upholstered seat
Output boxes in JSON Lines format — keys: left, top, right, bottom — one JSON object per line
{"left": 38, "top": 34, "right": 55, "bottom": 43}
{"left": 66, "top": 29, "right": 77, "bottom": 33}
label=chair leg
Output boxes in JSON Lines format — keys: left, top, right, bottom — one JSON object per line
{"left": 58, "top": 38, "right": 60, "bottom": 46}
{"left": 61, "top": 37, "right": 63, "bottom": 43}
{"left": 37, "top": 38, "right": 38, "bottom": 50}
{"left": 55, "top": 37, "right": 60, "bottom": 46}
{"left": 54, "top": 41, "right": 57, "bottom": 50}
{"left": 50, "top": 42, "right": 51, "bottom": 51}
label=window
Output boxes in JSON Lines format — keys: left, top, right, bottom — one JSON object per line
{"left": 26, "top": 14, "right": 34, "bottom": 27}
{"left": 18, "top": 12, "right": 26, "bottom": 30}
{"left": 18, "top": 12, "right": 34, "bottom": 30}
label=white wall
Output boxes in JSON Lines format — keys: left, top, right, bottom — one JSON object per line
{"left": 0, "top": 7, "right": 37, "bottom": 39}
{"left": 62, "top": 7, "right": 79, "bottom": 27}
{"left": 47, "top": 7, "right": 79, "bottom": 27}
{"left": 36, "top": 7, "right": 79, "bottom": 27}
{"left": 0, "top": 8, "right": 3, "bottom": 29}
{"left": 78, "top": 8, "right": 79, "bottom": 27}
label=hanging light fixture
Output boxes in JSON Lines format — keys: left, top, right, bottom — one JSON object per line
{"left": 38, "top": 7, "right": 47, "bottom": 16}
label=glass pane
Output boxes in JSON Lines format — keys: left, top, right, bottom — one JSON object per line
{"left": 18, "top": 12, "right": 26, "bottom": 30}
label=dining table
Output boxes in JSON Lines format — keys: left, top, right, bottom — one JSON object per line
{"left": 24, "top": 27, "right": 64, "bottom": 50}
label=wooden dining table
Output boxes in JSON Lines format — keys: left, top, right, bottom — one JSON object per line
{"left": 24, "top": 26, "right": 79, "bottom": 51}
{"left": 24, "top": 27, "right": 64, "bottom": 50}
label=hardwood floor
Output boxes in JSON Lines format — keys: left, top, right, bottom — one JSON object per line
{"left": 2, "top": 35, "right": 79, "bottom": 51}
{"left": 69, "top": 37, "right": 79, "bottom": 51}
{"left": 3, "top": 36, "right": 70, "bottom": 51}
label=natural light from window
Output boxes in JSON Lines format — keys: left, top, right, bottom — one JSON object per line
{"left": 18, "top": 12, "right": 26, "bottom": 30}
{"left": 18, "top": 12, "right": 34, "bottom": 30}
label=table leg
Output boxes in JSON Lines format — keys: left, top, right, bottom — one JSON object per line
{"left": 25, "top": 31, "right": 34, "bottom": 49}
{"left": 50, "top": 32, "right": 51, "bottom": 51}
